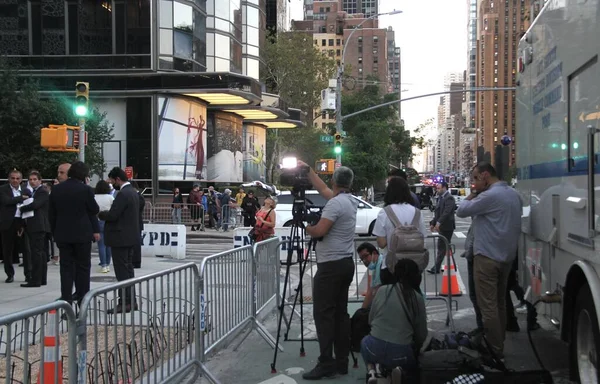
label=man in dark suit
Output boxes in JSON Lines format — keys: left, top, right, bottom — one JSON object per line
{"left": 0, "top": 170, "right": 30, "bottom": 283}
{"left": 20, "top": 171, "right": 50, "bottom": 288}
{"left": 428, "top": 181, "right": 456, "bottom": 274}
{"left": 100, "top": 167, "right": 140, "bottom": 314}
{"left": 49, "top": 161, "right": 100, "bottom": 304}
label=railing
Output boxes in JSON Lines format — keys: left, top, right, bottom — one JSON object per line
{"left": 0, "top": 301, "right": 77, "bottom": 384}
{"left": 0, "top": 233, "right": 459, "bottom": 384}
{"left": 142, "top": 203, "right": 242, "bottom": 230}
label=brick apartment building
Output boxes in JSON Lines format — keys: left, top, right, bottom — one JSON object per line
{"left": 476, "top": 0, "right": 532, "bottom": 166}
{"left": 293, "top": 0, "right": 391, "bottom": 129}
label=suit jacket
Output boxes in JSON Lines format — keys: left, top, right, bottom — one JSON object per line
{"left": 100, "top": 184, "right": 140, "bottom": 247}
{"left": 138, "top": 192, "right": 145, "bottom": 231}
{"left": 20, "top": 185, "right": 50, "bottom": 233}
{"left": 430, "top": 191, "right": 456, "bottom": 231}
{"left": 0, "top": 184, "right": 27, "bottom": 231}
{"left": 49, "top": 178, "right": 100, "bottom": 243}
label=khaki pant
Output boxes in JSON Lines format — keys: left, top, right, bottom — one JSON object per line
{"left": 473, "top": 254, "right": 512, "bottom": 358}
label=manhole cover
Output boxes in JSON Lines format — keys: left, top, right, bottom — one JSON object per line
{"left": 90, "top": 276, "right": 118, "bottom": 283}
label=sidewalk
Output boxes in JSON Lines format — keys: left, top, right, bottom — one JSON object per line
{"left": 186, "top": 226, "right": 235, "bottom": 240}
{"left": 0, "top": 255, "right": 191, "bottom": 317}
{"left": 203, "top": 308, "right": 572, "bottom": 384}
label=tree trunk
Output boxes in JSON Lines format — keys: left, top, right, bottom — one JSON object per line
{"left": 266, "top": 137, "right": 280, "bottom": 184}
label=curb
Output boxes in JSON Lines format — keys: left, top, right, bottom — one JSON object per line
{"left": 186, "top": 233, "right": 233, "bottom": 240}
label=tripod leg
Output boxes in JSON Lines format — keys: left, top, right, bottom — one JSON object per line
{"left": 299, "top": 247, "right": 308, "bottom": 357}
{"left": 284, "top": 225, "right": 301, "bottom": 340}
{"left": 271, "top": 244, "right": 295, "bottom": 373}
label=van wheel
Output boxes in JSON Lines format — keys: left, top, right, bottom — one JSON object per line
{"left": 368, "top": 221, "right": 375, "bottom": 236}
{"left": 571, "top": 284, "right": 600, "bottom": 383}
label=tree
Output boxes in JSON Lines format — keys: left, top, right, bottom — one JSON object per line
{"left": 0, "top": 64, "right": 113, "bottom": 179}
{"left": 262, "top": 31, "right": 337, "bottom": 182}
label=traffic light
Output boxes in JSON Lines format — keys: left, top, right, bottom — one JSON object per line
{"left": 75, "top": 82, "right": 89, "bottom": 117}
{"left": 40, "top": 124, "right": 80, "bottom": 152}
{"left": 334, "top": 133, "right": 343, "bottom": 154}
{"left": 315, "top": 159, "right": 335, "bottom": 175}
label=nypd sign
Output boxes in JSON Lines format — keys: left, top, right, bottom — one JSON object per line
{"left": 141, "top": 224, "right": 187, "bottom": 259}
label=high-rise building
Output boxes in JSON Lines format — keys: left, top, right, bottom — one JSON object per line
{"left": 0, "top": 0, "right": 302, "bottom": 188}
{"left": 293, "top": 2, "right": 391, "bottom": 129}
{"left": 304, "top": 0, "right": 379, "bottom": 19}
{"left": 476, "top": 0, "right": 532, "bottom": 166}
{"left": 267, "top": 0, "right": 292, "bottom": 32}
{"left": 387, "top": 27, "right": 401, "bottom": 94}
{"left": 466, "top": 0, "right": 478, "bottom": 131}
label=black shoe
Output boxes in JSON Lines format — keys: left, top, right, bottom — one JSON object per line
{"left": 18, "top": 263, "right": 24, "bottom": 267}
{"left": 21, "top": 283, "right": 41, "bottom": 288}
{"left": 5, "top": 276, "right": 14, "bottom": 283}
{"left": 302, "top": 363, "right": 337, "bottom": 380}
{"left": 133, "top": 264, "right": 141, "bottom": 269}
{"left": 107, "top": 302, "right": 139, "bottom": 315}
{"left": 506, "top": 321, "right": 520, "bottom": 332}
{"left": 337, "top": 365, "right": 348, "bottom": 375}
{"left": 191, "top": 226, "right": 196, "bottom": 231}
{"left": 427, "top": 268, "right": 440, "bottom": 274}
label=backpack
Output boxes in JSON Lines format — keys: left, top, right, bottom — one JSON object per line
{"left": 350, "top": 308, "right": 370, "bottom": 352}
{"left": 384, "top": 205, "right": 429, "bottom": 273}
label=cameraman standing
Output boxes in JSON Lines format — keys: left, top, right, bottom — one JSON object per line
{"left": 300, "top": 162, "right": 358, "bottom": 380}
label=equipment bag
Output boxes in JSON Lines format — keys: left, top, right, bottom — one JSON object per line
{"left": 384, "top": 206, "right": 429, "bottom": 273}
{"left": 350, "top": 308, "right": 370, "bottom": 352}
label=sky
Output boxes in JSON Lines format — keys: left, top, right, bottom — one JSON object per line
{"left": 289, "top": 0, "right": 468, "bottom": 134}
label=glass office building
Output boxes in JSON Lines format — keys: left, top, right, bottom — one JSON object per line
{"left": 0, "top": 0, "right": 300, "bottom": 190}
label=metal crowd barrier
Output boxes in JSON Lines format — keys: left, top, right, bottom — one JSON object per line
{"left": 77, "top": 262, "right": 218, "bottom": 384}
{"left": 278, "top": 234, "right": 457, "bottom": 341}
{"left": 0, "top": 301, "right": 77, "bottom": 384}
{"left": 147, "top": 203, "right": 206, "bottom": 228}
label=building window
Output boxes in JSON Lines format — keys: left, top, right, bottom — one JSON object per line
{"left": 321, "top": 39, "right": 326, "bottom": 46}
{"left": 328, "top": 39, "right": 334, "bottom": 46}
{"left": 336, "top": 38, "right": 340, "bottom": 46}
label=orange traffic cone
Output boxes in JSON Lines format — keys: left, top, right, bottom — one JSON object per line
{"left": 439, "top": 251, "right": 463, "bottom": 297}
{"left": 38, "top": 310, "right": 63, "bottom": 384}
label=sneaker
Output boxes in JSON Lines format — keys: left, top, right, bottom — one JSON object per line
{"left": 102, "top": 266, "right": 110, "bottom": 273}
{"left": 366, "top": 370, "right": 378, "bottom": 384}
{"left": 302, "top": 363, "right": 337, "bottom": 380}
{"left": 515, "top": 302, "right": 528, "bottom": 314}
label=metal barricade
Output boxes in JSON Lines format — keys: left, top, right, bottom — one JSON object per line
{"left": 150, "top": 203, "right": 206, "bottom": 228}
{"left": 0, "top": 301, "right": 77, "bottom": 384}
{"left": 219, "top": 205, "right": 238, "bottom": 230}
{"left": 198, "top": 246, "right": 254, "bottom": 357}
{"left": 77, "top": 262, "right": 218, "bottom": 384}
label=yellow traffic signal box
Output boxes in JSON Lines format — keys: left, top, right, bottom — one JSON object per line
{"left": 40, "top": 124, "right": 80, "bottom": 152}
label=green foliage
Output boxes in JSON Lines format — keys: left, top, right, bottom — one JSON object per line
{"left": 337, "top": 83, "right": 429, "bottom": 190}
{"left": 0, "top": 64, "right": 114, "bottom": 179}
{"left": 262, "top": 31, "right": 337, "bottom": 182}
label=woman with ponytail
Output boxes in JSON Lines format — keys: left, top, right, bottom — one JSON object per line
{"left": 361, "top": 258, "right": 428, "bottom": 383}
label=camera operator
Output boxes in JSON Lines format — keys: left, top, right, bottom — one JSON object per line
{"left": 299, "top": 162, "right": 358, "bottom": 380}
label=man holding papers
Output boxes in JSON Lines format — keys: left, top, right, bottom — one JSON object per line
{"left": 19, "top": 171, "right": 50, "bottom": 288}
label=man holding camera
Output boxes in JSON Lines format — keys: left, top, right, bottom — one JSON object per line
{"left": 300, "top": 162, "right": 358, "bottom": 380}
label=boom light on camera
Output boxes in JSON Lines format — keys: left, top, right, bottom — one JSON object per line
{"left": 271, "top": 157, "right": 325, "bottom": 372}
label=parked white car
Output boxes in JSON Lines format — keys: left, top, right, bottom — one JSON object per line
{"left": 275, "top": 190, "right": 381, "bottom": 235}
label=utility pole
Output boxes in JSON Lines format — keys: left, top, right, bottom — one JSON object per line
{"left": 78, "top": 117, "right": 86, "bottom": 162}
{"left": 74, "top": 82, "right": 89, "bottom": 162}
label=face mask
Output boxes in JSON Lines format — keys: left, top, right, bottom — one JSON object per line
{"left": 368, "top": 261, "right": 377, "bottom": 271}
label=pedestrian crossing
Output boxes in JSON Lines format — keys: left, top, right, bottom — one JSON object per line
{"left": 90, "top": 242, "right": 233, "bottom": 261}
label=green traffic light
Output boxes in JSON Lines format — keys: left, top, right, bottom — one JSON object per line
{"left": 334, "top": 146, "right": 342, "bottom": 154}
{"left": 551, "top": 143, "right": 558, "bottom": 149}
{"left": 75, "top": 105, "right": 88, "bottom": 117}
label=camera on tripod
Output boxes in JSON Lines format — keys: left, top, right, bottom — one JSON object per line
{"left": 279, "top": 157, "right": 312, "bottom": 191}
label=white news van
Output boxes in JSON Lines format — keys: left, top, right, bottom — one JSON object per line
{"left": 517, "top": 0, "right": 600, "bottom": 380}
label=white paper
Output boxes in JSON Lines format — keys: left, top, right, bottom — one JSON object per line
{"left": 19, "top": 198, "right": 34, "bottom": 219}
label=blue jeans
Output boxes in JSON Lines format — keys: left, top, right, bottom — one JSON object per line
{"left": 97, "top": 220, "right": 112, "bottom": 267}
{"left": 219, "top": 207, "right": 230, "bottom": 231}
{"left": 361, "top": 335, "right": 416, "bottom": 371}
{"left": 172, "top": 208, "right": 182, "bottom": 224}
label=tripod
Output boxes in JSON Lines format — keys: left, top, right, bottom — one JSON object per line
{"left": 271, "top": 189, "right": 317, "bottom": 373}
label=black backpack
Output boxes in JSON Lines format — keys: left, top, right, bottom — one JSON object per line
{"left": 350, "top": 308, "right": 370, "bottom": 352}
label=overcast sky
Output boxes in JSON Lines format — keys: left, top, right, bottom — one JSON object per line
{"left": 289, "top": 0, "right": 468, "bottom": 133}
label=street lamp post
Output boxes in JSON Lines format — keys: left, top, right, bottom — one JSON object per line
{"left": 335, "top": 9, "right": 403, "bottom": 166}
